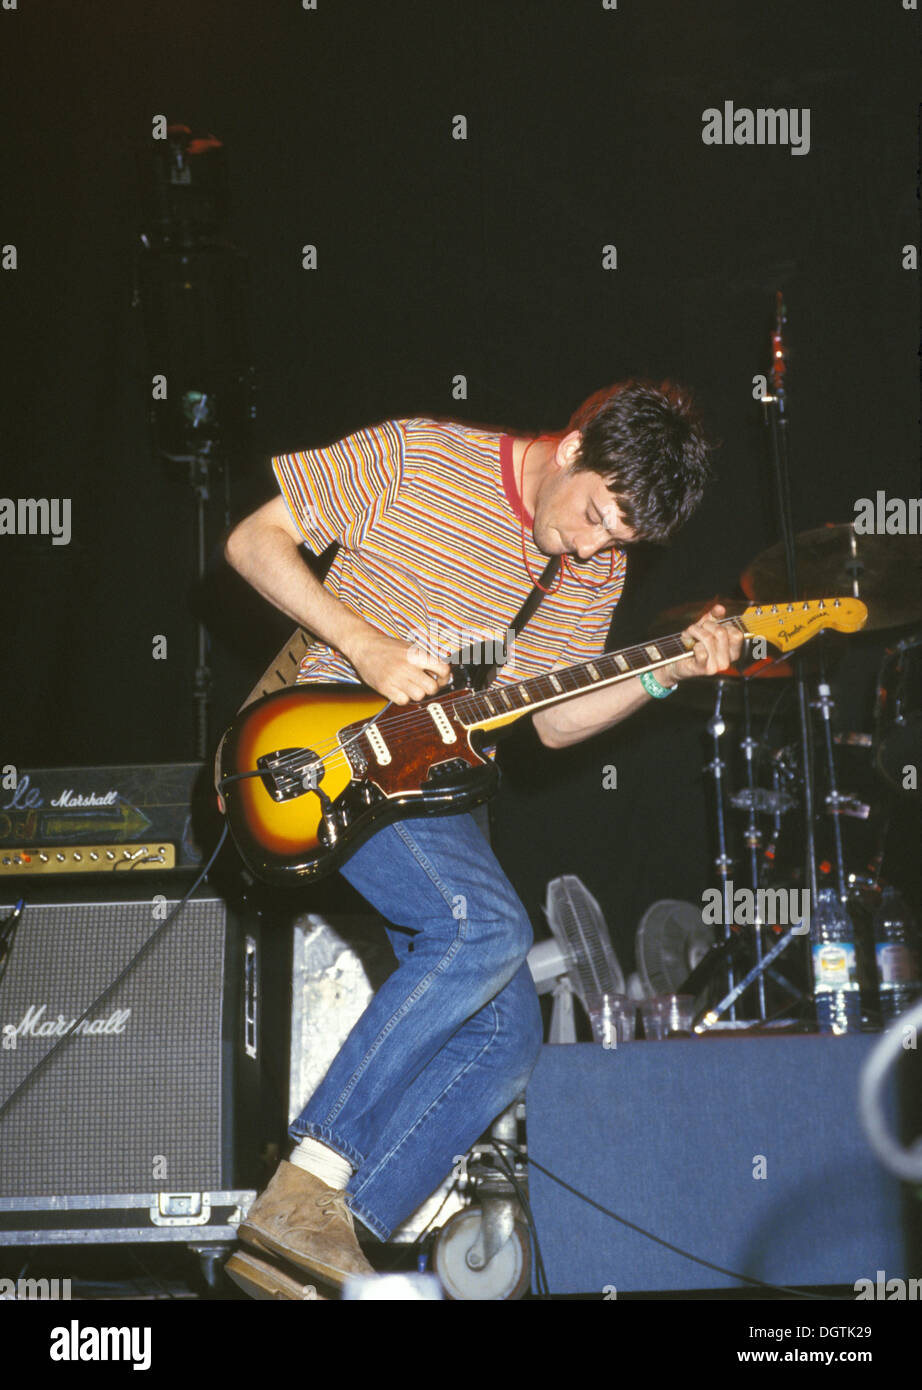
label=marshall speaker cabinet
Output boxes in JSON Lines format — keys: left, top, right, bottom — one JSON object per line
{"left": 0, "top": 873, "right": 290, "bottom": 1254}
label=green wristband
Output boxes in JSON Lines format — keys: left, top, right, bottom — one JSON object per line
{"left": 640, "top": 669, "right": 678, "bottom": 699}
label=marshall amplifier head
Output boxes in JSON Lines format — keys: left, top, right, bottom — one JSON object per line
{"left": 0, "top": 763, "right": 209, "bottom": 877}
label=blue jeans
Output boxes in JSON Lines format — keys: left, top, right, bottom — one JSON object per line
{"left": 289, "top": 812, "right": 544, "bottom": 1241}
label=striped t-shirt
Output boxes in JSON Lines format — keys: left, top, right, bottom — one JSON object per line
{"left": 272, "top": 417, "right": 626, "bottom": 688}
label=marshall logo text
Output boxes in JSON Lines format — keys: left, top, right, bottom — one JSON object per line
{"left": 50, "top": 789, "right": 120, "bottom": 809}
{"left": 2, "top": 1004, "right": 131, "bottom": 1048}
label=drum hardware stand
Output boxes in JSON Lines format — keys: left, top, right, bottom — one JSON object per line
{"left": 701, "top": 671, "right": 802, "bottom": 1022}
{"left": 680, "top": 915, "right": 802, "bottom": 1015}
{"left": 769, "top": 749, "right": 788, "bottom": 853}
{"left": 739, "top": 672, "right": 768, "bottom": 1019}
{"left": 695, "top": 924, "right": 810, "bottom": 1032}
{"left": 704, "top": 679, "right": 737, "bottom": 1020}
{"left": 811, "top": 641, "right": 850, "bottom": 903}
{"left": 735, "top": 675, "right": 802, "bottom": 1018}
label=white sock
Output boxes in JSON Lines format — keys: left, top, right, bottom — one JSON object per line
{"left": 289, "top": 1136, "right": 353, "bottom": 1190}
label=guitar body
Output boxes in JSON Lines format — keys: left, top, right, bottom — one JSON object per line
{"left": 218, "top": 683, "right": 498, "bottom": 886}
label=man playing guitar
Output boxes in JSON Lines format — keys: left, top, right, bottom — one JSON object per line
{"left": 220, "top": 379, "right": 743, "bottom": 1299}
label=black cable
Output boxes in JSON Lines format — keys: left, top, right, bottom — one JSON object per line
{"left": 217, "top": 769, "right": 265, "bottom": 786}
{"left": 127, "top": 1249, "right": 178, "bottom": 1300}
{"left": 523, "top": 1152, "right": 852, "bottom": 1299}
{"left": 487, "top": 1141, "right": 551, "bottom": 1297}
{"left": 483, "top": 1139, "right": 550, "bottom": 1295}
{"left": 0, "top": 825, "right": 229, "bottom": 1123}
{"left": 375, "top": 1178, "right": 464, "bottom": 1274}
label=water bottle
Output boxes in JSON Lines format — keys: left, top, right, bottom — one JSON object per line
{"left": 810, "top": 885, "right": 862, "bottom": 1034}
{"left": 871, "top": 887, "right": 922, "bottom": 1026}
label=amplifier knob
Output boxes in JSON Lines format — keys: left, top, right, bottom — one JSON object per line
{"left": 39, "top": 853, "right": 49, "bottom": 862}
{"left": 56, "top": 853, "right": 65, "bottom": 861}
{"left": 106, "top": 851, "right": 116, "bottom": 860}
{"left": 89, "top": 851, "right": 99, "bottom": 861}
{"left": 73, "top": 852, "right": 82, "bottom": 861}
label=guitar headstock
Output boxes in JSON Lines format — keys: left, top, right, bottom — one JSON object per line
{"left": 740, "top": 598, "right": 868, "bottom": 653}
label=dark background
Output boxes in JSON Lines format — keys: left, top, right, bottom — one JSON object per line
{"left": 1, "top": 0, "right": 919, "bottom": 968}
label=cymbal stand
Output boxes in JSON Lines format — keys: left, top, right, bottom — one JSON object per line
{"left": 704, "top": 680, "right": 737, "bottom": 1020}
{"left": 739, "top": 674, "right": 767, "bottom": 1019}
{"left": 812, "top": 638, "right": 849, "bottom": 903}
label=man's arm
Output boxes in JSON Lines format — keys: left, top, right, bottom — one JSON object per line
{"left": 532, "top": 606, "right": 742, "bottom": 749}
{"left": 224, "top": 495, "right": 451, "bottom": 703}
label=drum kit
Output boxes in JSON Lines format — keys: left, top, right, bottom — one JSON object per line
{"left": 653, "top": 521, "right": 922, "bottom": 1028}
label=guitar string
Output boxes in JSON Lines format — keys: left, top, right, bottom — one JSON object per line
{"left": 255, "top": 612, "right": 803, "bottom": 785}
{"left": 260, "top": 614, "right": 817, "bottom": 789}
{"left": 260, "top": 626, "right": 707, "bottom": 783}
{"left": 261, "top": 609, "right": 835, "bottom": 785}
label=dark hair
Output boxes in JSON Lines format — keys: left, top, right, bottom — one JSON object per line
{"left": 566, "top": 379, "right": 713, "bottom": 543}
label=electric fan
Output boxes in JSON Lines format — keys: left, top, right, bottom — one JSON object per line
{"left": 527, "top": 875, "right": 626, "bottom": 1042}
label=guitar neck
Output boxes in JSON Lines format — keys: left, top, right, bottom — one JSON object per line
{"left": 455, "top": 616, "right": 747, "bottom": 730}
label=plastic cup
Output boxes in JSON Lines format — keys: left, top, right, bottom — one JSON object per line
{"left": 585, "top": 992, "right": 636, "bottom": 1047}
{"left": 640, "top": 994, "right": 695, "bottom": 1039}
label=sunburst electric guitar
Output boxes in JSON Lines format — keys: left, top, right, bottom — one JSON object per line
{"left": 216, "top": 598, "right": 867, "bottom": 885}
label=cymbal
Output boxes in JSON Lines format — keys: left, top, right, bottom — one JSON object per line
{"left": 742, "top": 524, "right": 922, "bottom": 631}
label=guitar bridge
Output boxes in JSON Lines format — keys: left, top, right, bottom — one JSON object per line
{"left": 256, "top": 747, "right": 325, "bottom": 802}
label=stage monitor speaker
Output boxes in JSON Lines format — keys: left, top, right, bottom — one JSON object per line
{"left": 525, "top": 1035, "right": 922, "bottom": 1294}
{"left": 0, "top": 882, "right": 290, "bottom": 1245}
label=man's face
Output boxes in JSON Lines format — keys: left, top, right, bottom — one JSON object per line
{"left": 532, "top": 459, "right": 638, "bottom": 560}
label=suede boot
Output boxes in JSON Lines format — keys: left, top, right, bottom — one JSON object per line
{"left": 225, "top": 1248, "right": 329, "bottom": 1301}
{"left": 238, "top": 1160, "right": 376, "bottom": 1288}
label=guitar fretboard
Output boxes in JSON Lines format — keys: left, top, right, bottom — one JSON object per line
{"left": 453, "top": 616, "right": 748, "bottom": 726}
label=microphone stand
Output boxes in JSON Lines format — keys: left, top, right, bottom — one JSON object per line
{"left": 761, "top": 293, "right": 819, "bottom": 935}
{"left": 696, "top": 295, "right": 823, "bottom": 1032}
